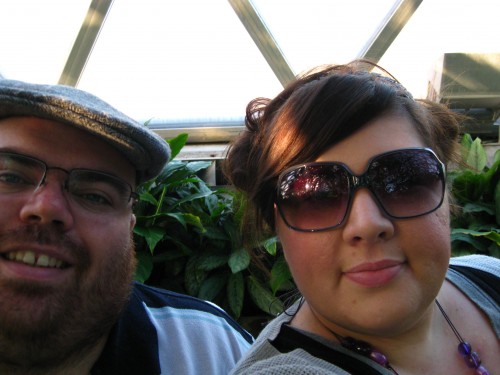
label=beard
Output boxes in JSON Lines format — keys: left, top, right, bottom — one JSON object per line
{"left": 0, "top": 224, "right": 137, "bottom": 373}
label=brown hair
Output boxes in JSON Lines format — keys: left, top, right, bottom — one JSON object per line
{"left": 224, "top": 60, "right": 462, "bottom": 245}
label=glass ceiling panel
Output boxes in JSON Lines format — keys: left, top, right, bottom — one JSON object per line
{"left": 0, "top": 0, "right": 91, "bottom": 82}
{"left": 0, "top": 0, "right": 498, "bottom": 142}
{"left": 379, "top": 0, "right": 500, "bottom": 99}
{"left": 252, "top": 0, "right": 400, "bottom": 73}
{"left": 78, "top": 0, "right": 282, "bottom": 122}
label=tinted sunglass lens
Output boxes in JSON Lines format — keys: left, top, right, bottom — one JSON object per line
{"left": 278, "top": 165, "right": 350, "bottom": 231}
{"left": 368, "top": 150, "right": 444, "bottom": 218}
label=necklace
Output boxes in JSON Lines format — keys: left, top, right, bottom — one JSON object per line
{"left": 331, "top": 300, "right": 490, "bottom": 375}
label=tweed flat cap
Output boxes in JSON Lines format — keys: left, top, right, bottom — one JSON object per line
{"left": 0, "top": 79, "right": 170, "bottom": 183}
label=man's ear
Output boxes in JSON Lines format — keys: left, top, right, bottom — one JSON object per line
{"left": 130, "top": 214, "right": 137, "bottom": 231}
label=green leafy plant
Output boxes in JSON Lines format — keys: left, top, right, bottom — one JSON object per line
{"left": 133, "top": 134, "right": 294, "bottom": 332}
{"left": 131, "top": 131, "right": 500, "bottom": 337}
{"left": 449, "top": 134, "right": 500, "bottom": 257}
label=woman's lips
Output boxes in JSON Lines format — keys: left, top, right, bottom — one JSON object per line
{"left": 344, "top": 260, "right": 404, "bottom": 288}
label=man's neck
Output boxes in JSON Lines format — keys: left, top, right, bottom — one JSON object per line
{"left": 0, "top": 335, "right": 108, "bottom": 375}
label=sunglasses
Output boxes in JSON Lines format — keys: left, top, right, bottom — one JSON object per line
{"left": 276, "top": 148, "right": 445, "bottom": 232}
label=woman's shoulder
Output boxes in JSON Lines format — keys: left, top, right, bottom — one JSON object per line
{"left": 230, "top": 307, "right": 350, "bottom": 375}
{"left": 231, "top": 311, "right": 387, "bottom": 375}
{"left": 449, "top": 254, "right": 500, "bottom": 275}
{"left": 447, "top": 254, "right": 500, "bottom": 338}
{"left": 230, "top": 342, "right": 350, "bottom": 375}
{"left": 447, "top": 254, "right": 499, "bottom": 299}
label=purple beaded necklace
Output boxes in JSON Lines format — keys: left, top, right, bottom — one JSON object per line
{"left": 330, "top": 300, "right": 490, "bottom": 374}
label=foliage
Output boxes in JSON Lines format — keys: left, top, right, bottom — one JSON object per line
{"left": 133, "top": 132, "right": 500, "bottom": 334}
{"left": 449, "top": 134, "right": 500, "bottom": 257}
{"left": 133, "top": 134, "right": 294, "bottom": 330}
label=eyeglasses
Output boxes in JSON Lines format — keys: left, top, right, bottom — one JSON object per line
{"left": 276, "top": 148, "right": 445, "bottom": 232}
{"left": 0, "top": 152, "right": 138, "bottom": 214}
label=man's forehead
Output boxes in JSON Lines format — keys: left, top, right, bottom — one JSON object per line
{"left": 0, "top": 116, "right": 137, "bottom": 185}
{"left": 0, "top": 78, "right": 170, "bottom": 183}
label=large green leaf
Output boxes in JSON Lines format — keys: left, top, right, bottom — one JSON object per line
{"left": 198, "top": 273, "right": 227, "bottom": 301}
{"left": 138, "top": 191, "right": 158, "bottom": 206}
{"left": 495, "top": 180, "right": 500, "bottom": 226}
{"left": 227, "top": 272, "right": 244, "bottom": 318}
{"left": 262, "top": 236, "right": 279, "bottom": 256}
{"left": 166, "top": 212, "right": 205, "bottom": 231}
{"left": 184, "top": 256, "right": 208, "bottom": 296}
{"left": 171, "top": 190, "right": 214, "bottom": 208}
{"left": 485, "top": 231, "right": 500, "bottom": 245}
{"left": 202, "top": 226, "right": 229, "bottom": 241}
{"left": 466, "top": 137, "right": 487, "bottom": 171}
{"left": 460, "top": 133, "right": 474, "bottom": 158}
{"left": 223, "top": 218, "right": 242, "bottom": 250}
{"left": 270, "top": 257, "right": 292, "bottom": 295}
{"left": 462, "top": 202, "right": 495, "bottom": 215}
{"left": 133, "top": 226, "right": 165, "bottom": 253}
{"left": 451, "top": 228, "right": 500, "bottom": 254}
{"left": 167, "top": 133, "right": 189, "bottom": 160}
{"left": 247, "top": 276, "right": 283, "bottom": 316}
{"left": 186, "top": 161, "right": 213, "bottom": 174}
{"left": 198, "top": 254, "right": 230, "bottom": 271}
{"left": 451, "top": 232, "right": 488, "bottom": 252}
{"left": 453, "top": 227, "right": 500, "bottom": 242}
{"left": 452, "top": 171, "right": 487, "bottom": 202}
{"left": 493, "top": 149, "right": 500, "bottom": 165}
{"left": 228, "top": 249, "right": 251, "bottom": 273}
{"left": 135, "top": 251, "right": 153, "bottom": 283}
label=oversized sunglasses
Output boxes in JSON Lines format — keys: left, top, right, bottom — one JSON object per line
{"left": 276, "top": 148, "right": 445, "bottom": 232}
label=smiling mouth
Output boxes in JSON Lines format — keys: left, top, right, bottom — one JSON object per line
{"left": 1, "top": 251, "right": 68, "bottom": 269}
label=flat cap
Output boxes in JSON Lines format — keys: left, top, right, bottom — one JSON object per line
{"left": 0, "top": 79, "right": 170, "bottom": 183}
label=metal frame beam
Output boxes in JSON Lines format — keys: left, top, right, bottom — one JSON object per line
{"left": 228, "top": 0, "right": 296, "bottom": 87}
{"left": 358, "top": 0, "right": 423, "bottom": 63}
{"left": 58, "top": 0, "right": 114, "bottom": 86}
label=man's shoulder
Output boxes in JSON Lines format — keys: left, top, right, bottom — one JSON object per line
{"left": 94, "top": 284, "right": 253, "bottom": 374}
{"left": 131, "top": 282, "right": 240, "bottom": 319}
{"left": 130, "top": 282, "right": 254, "bottom": 344}
{"left": 132, "top": 282, "right": 223, "bottom": 311}
{"left": 127, "top": 282, "right": 254, "bottom": 374}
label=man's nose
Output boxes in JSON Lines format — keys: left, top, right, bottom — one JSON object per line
{"left": 19, "top": 175, "right": 74, "bottom": 229}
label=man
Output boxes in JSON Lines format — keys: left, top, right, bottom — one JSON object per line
{"left": 0, "top": 79, "right": 252, "bottom": 375}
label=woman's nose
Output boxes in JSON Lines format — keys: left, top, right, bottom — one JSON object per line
{"left": 341, "top": 188, "right": 395, "bottom": 245}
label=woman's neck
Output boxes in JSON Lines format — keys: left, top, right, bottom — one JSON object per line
{"left": 290, "top": 285, "right": 486, "bottom": 374}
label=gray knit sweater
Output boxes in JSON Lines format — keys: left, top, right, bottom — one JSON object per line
{"left": 230, "top": 255, "right": 500, "bottom": 375}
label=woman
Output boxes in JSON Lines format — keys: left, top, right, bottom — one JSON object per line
{"left": 224, "top": 61, "right": 499, "bottom": 374}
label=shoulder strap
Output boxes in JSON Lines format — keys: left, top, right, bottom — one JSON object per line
{"left": 448, "top": 264, "right": 500, "bottom": 304}
{"left": 270, "top": 324, "right": 383, "bottom": 375}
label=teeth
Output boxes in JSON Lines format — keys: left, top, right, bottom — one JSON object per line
{"left": 23, "top": 251, "right": 35, "bottom": 265}
{"left": 37, "top": 254, "right": 49, "bottom": 267}
{"left": 3, "top": 250, "right": 65, "bottom": 269}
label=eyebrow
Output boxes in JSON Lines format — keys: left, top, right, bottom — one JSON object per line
{"left": 0, "top": 146, "right": 31, "bottom": 155}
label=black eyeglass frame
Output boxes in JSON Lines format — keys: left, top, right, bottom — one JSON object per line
{"left": 275, "top": 147, "right": 446, "bottom": 233}
{"left": 0, "top": 151, "right": 138, "bottom": 208}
